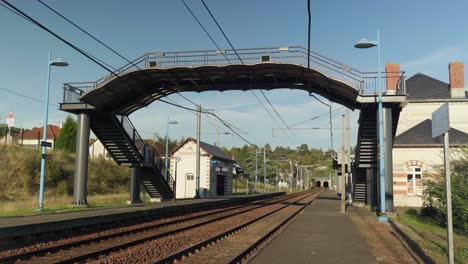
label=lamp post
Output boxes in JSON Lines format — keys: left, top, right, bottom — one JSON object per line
{"left": 38, "top": 52, "right": 68, "bottom": 210}
{"left": 355, "top": 29, "right": 388, "bottom": 221}
{"left": 165, "top": 116, "right": 178, "bottom": 181}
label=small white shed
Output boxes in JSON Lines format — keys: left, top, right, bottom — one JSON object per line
{"left": 170, "top": 137, "right": 235, "bottom": 199}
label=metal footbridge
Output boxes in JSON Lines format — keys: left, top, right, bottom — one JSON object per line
{"left": 60, "top": 46, "right": 407, "bottom": 205}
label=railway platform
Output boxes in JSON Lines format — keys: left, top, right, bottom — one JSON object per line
{"left": 0, "top": 192, "right": 283, "bottom": 246}
{"left": 250, "top": 190, "right": 377, "bottom": 264}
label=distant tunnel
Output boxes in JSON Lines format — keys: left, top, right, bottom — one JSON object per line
{"left": 323, "top": 181, "right": 329, "bottom": 188}
{"left": 316, "top": 181, "right": 321, "bottom": 188}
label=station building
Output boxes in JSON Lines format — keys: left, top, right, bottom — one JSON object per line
{"left": 170, "top": 137, "right": 235, "bottom": 199}
{"left": 392, "top": 62, "right": 468, "bottom": 207}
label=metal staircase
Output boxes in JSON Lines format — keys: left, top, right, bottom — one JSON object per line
{"left": 355, "top": 106, "right": 378, "bottom": 168}
{"left": 90, "top": 113, "right": 174, "bottom": 199}
{"left": 353, "top": 105, "right": 401, "bottom": 204}
{"left": 353, "top": 183, "right": 367, "bottom": 203}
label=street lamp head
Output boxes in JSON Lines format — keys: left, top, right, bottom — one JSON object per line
{"left": 169, "top": 121, "right": 178, "bottom": 125}
{"left": 354, "top": 38, "right": 378, "bottom": 49}
{"left": 49, "top": 58, "right": 69, "bottom": 67}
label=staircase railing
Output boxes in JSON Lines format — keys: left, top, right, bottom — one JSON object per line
{"left": 114, "top": 115, "right": 175, "bottom": 195}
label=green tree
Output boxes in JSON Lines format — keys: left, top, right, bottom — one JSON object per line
{"left": 55, "top": 116, "right": 77, "bottom": 153}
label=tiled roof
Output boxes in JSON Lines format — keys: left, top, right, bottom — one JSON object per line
{"left": 21, "top": 125, "right": 60, "bottom": 140}
{"left": 406, "top": 73, "right": 468, "bottom": 100}
{"left": 171, "top": 137, "right": 235, "bottom": 162}
{"left": 395, "top": 119, "right": 468, "bottom": 146}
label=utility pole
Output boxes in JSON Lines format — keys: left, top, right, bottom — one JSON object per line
{"left": 195, "top": 105, "right": 201, "bottom": 198}
{"left": 341, "top": 114, "right": 346, "bottom": 213}
{"left": 255, "top": 148, "right": 258, "bottom": 192}
{"left": 347, "top": 108, "right": 352, "bottom": 199}
{"left": 263, "top": 147, "right": 266, "bottom": 192}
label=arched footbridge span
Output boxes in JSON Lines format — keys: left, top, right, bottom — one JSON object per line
{"left": 60, "top": 46, "right": 407, "bottom": 207}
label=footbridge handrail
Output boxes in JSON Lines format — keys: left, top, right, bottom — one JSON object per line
{"left": 61, "top": 46, "right": 406, "bottom": 104}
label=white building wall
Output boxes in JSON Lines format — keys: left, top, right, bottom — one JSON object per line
{"left": 89, "top": 140, "right": 109, "bottom": 159}
{"left": 396, "top": 102, "right": 468, "bottom": 136}
{"left": 170, "top": 140, "right": 233, "bottom": 199}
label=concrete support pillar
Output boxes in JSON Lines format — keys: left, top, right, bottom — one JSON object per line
{"left": 72, "top": 112, "right": 90, "bottom": 205}
{"left": 383, "top": 107, "right": 394, "bottom": 212}
{"left": 130, "top": 167, "right": 142, "bottom": 204}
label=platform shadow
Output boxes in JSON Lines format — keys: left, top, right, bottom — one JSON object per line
{"left": 389, "top": 221, "right": 436, "bottom": 264}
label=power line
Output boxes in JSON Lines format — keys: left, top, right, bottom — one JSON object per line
{"left": 159, "top": 98, "right": 255, "bottom": 146}
{"left": 39, "top": 0, "right": 251, "bottom": 141}
{"left": 179, "top": 0, "right": 231, "bottom": 64}
{"left": 290, "top": 106, "right": 344, "bottom": 127}
{"left": 0, "top": 87, "right": 58, "bottom": 107}
{"left": 200, "top": 0, "right": 291, "bottom": 132}
{"left": 1, "top": 0, "right": 117, "bottom": 75}
{"left": 4, "top": 0, "right": 255, "bottom": 146}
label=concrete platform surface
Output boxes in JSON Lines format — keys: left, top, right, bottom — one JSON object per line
{"left": 0, "top": 192, "right": 283, "bottom": 240}
{"left": 250, "top": 190, "right": 377, "bottom": 264}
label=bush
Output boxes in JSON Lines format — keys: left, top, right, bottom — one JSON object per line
{"left": 422, "top": 148, "right": 468, "bottom": 232}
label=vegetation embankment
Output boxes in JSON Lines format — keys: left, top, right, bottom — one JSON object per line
{"left": 0, "top": 144, "right": 130, "bottom": 216}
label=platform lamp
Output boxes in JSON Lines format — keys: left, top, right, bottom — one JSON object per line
{"left": 165, "top": 117, "right": 178, "bottom": 181}
{"left": 37, "top": 52, "right": 69, "bottom": 211}
{"left": 354, "top": 30, "right": 389, "bottom": 222}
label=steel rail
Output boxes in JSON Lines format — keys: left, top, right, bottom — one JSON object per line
{"left": 0, "top": 193, "right": 301, "bottom": 263}
{"left": 153, "top": 190, "right": 322, "bottom": 263}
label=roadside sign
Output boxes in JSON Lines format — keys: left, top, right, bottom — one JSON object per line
{"left": 432, "top": 103, "right": 449, "bottom": 138}
{"left": 6, "top": 112, "right": 14, "bottom": 128}
{"left": 431, "top": 102, "right": 454, "bottom": 264}
{"left": 41, "top": 141, "right": 52, "bottom": 148}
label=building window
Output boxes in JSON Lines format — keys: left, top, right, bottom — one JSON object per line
{"left": 407, "top": 166, "right": 422, "bottom": 194}
{"left": 186, "top": 173, "right": 194, "bottom": 180}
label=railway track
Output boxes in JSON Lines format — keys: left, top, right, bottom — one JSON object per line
{"left": 157, "top": 189, "right": 323, "bottom": 264}
{"left": 0, "top": 191, "right": 313, "bottom": 263}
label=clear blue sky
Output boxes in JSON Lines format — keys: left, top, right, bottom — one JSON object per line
{"left": 0, "top": 0, "right": 467, "bottom": 149}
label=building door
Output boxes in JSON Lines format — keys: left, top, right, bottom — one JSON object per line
{"left": 407, "top": 166, "right": 422, "bottom": 194}
{"left": 216, "top": 175, "right": 225, "bottom": 196}
{"left": 185, "top": 173, "right": 195, "bottom": 198}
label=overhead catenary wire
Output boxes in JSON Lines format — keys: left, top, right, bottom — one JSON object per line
{"left": 2, "top": 0, "right": 255, "bottom": 146}
{"left": 159, "top": 98, "right": 256, "bottom": 146}
{"left": 37, "top": 0, "right": 252, "bottom": 142}
{"left": 0, "top": 87, "right": 58, "bottom": 107}
{"left": 200, "top": 0, "right": 292, "bottom": 132}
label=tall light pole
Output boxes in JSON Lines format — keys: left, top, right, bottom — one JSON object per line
{"left": 165, "top": 116, "right": 178, "bottom": 181}
{"left": 355, "top": 29, "right": 388, "bottom": 221}
{"left": 38, "top": 52, "right": 68, "bottom": 210}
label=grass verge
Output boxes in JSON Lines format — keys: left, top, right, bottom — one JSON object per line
{"left": 0, "top": 193, "right": 129, "bottom": 217}
{"left": 397, "top": 207, "right": 468, "bottom": 264}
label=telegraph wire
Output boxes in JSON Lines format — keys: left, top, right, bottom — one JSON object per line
{"left": 199, "top": 0, "right": 292, "bottom": 132}
{"left": 1, "top": 0, "right": 117, "bottom": 75}
{"left": 179, "top": 0, "right": 231, "bottom": 64}
{"left": 2, "top": 0, "right": 255, "bottom": 146}
{"left": 199, "top": 0, "right": 293, "bottom": 145}
{"left": 37, "top": 0, "right": 250, "bottom": 140}
{"left": 159, "top": 98, "right": 255, "bottom": 146}
{"left": 0, "top": 87, "right": 58, "bottom": 107}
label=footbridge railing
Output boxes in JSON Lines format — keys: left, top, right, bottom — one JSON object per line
{"left": 61, "top": 46, "right": 405, "bottom": 104}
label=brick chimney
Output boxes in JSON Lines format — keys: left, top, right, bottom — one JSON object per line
{"left": 449, "top": 62, "right": 465, "bottom": 98}
{"left": 385, "top": 61, "right": 400, "bottom": 94}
